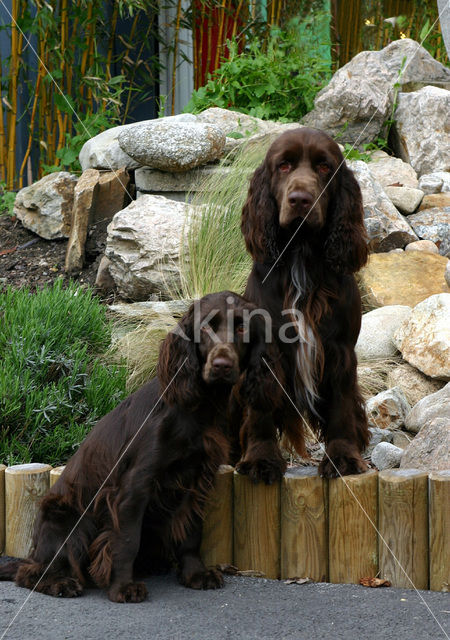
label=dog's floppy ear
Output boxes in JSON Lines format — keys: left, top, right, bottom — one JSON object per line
{"left": 157, "top": 305, "right": 201, "bottom": 406}
{"left": 241, "top": 161, "right": 280, "bottom": 263}
{"left": 324, "top": 162, "right": 369, "bottom": 274}
{"left": 240, "top": 312, "right": 284, "bottom": 411}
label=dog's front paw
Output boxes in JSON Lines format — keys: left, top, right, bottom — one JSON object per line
{"left": 179, "top": 567, "right": 224, "bottom": 590}
{"left": 108, "top": 581, "right": 148, "bottom": 603}
{"left": 319, "top": 439, "right": 368, "bottom": 478}
{"left": 236, "top": 456, "right": 286, "bottom": 485}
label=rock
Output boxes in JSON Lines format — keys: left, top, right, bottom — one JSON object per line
{"left": 118, "top": 120, "right": 226, "bottom": 171}
{"left": 446, "top": 261, "right": 450, "bottom": 287}
{"left": 349, "top": 161, "right": 418, "bottom": 251}
{"left": 134, "top": 165, "right": 236, "bottom": 200}
{"left": 64, "top": 169, "right": 100, "bottom": 273}
{"left": 364, "top": 427, "right": 394, "bottom": 456}
{"left": 383, "top": 186, "right": 423, "bottom": 214}
{"left": 386, "top": 363, "right": 445, "bottom": 407}
{"left": 392, "top": 431, "right": 413, "bottom": 449}
{"left": 366, "top": 387, "right": 411, "bottom": 430}
{"left": 418, "top": 193, "right": 450, "bottom": 210}
{"left": 400, "top": 417, "right": 450, "bottom": 471}
{"left": 105, "top": 195, "right": 190, "bottom": 300}
{"left": 404, "top": 240, "right": 439, "bottom": 254}
{"left": 357, "top": 252, "right": 450, "bottom": 308}
{"left": 404, "top": 383, "right": 450, "bottom": 434}
{"left": 108, "top": 300, "right": 191, "bottom": 321}
{"left": 392, "top": 86, "right": 450, "bottom": 176}
{"left": 93, "top": 169, "right": 130, "bottom": 224}
{"left": 95, "top": 255, "right": 116, "bottom": 293}
{"left": 302, "top": 39, "right": 450, "bottom": 145}
{"left": 14, "top": 172, "right": 77, "bottom": 239}
{"left": 371, "top": 442, "right": 404, "bottom": 470}
{"left": 393, "top": 294, "right": 450, "bottom": 380}
{"left": 418, "top": 171, "right": 450, "bottom": 194}
{"left": 79, "top": 114, "right": 197, "bottom": 171}
{"left": 407, "top": 207, "right": 450, "bottom": 257}
{"left": 356, "top": 305, "right": 411, "bottom": 360}
{"left": 367, "top": 155, "right": 418, "bottom": 189}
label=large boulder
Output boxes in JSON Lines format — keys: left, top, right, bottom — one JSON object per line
{"left": 349, "top": 160, "right": 417, "bottom": 251}
{"left": 371, "top": 442, "right": 404, "bottom": 470}
{"left": 404, "top": 383, "right": 450, "bottom": 434}
{"left": 366, "top": 387, "right": 411, "bottom": 430}
{"left": 118, "top": 120, "right": 226, "bottom": 171}
{"left": 65, "top": 169, "right": 100, "bottom": 273}
{"left": 357, "top": 252, "right": 450, "bottom": 308}
{"left": 393, "top": 294, "right": 450, "bottom": 380}
{"left": 386, "top": 363, "right": 444, "bottom": 407}
{"left": 407, "top": 207, "right": 450, "bottom": 257}
{"left": 302, "top": 39, "right": 450, "bottom": 145}
{"left": 392, "top": 86, "right": 450, "bottom": 176}
{"left": 105, "top": 195, "right": 190, "bottom": 300}
{"left": 418, "top": 171, "right": 450, "bottom": 194}
{"left": 367, "top": 152, "right": 418, "bottom": 189}
{"left": 383, "top": 186, "right": 424, "bottom": 215}
{"left": 14, "top": 172, "right": 77, "bottom": 239}
{"left": 400, "top": 418, "right": 449, "bottom": 471}
{"left": 79, "top": 114, "right": 196, "bottom": 171}
{"left": 356, "top": 305, "right": 411, "bottom": 360}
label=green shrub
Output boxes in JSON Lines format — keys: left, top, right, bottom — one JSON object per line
{"left": 184, "top": 14, "right": 332, "bottom": 122}
{"left": 0, "top": 280, "right": 127, "bottom": 465}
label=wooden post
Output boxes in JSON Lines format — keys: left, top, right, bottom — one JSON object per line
{"left": 5, "top": 463, "right": 52, "bottom": 558}
{"left": 200, "top": 465, "right": 234, "bottom": 568}
{"left": 281, "top": 466, "right": 328, "bottom": 581}
{"left": 0, "top": 464, "right": 6, "bottom": 554}
{"left": 329, "top": 469, "right": 378, "bottom": 584}
{"left": 50, "top": 466, "right": 66, "bottom": 488}
{"left": 233, "top": 471, "right": 280, "bottom": 579}
{"left": 378, "top": 469, "right": 428, "bottom": 589}
{"left": 429, "top": 471, "right": 450, "bottom": 592}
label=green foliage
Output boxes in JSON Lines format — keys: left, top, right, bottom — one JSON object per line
{"left": 0, "top": 281, "right": 127, "bottom": 465}
{"left": 185, "top": 14, "right": 332, "bottom": 122}
{"left": 0, "top": 182, "right": 16, "bottom": 216}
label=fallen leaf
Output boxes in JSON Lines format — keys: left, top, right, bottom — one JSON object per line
{"left": 215, "top": 564, "right": 239, "bottom": 575}
{"left": 387, "top": 182, "right": 403, "bottom": 187}
{"left": 359, "top": 577, "right": 391, "bottom": 588}
{"left": 237, "top": 570, "right": 266, "bottom": 578}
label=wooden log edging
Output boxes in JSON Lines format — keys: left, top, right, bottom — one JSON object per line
{"left": 0, "top": 463, "right": 449, "bottom": 591}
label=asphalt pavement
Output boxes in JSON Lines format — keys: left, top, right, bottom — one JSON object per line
{"left": 0, "top": 574, "right": 449, "bottom": 640}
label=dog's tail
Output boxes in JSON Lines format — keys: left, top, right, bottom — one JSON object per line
{"left": 0, "top": 556, "right": 27, "bottom": 580}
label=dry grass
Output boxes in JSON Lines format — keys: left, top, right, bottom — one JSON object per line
{"left": 357, "top": 357, "right": 401, "bottom": 401}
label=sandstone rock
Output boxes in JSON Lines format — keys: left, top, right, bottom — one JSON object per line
{"left": 118, "top": 120, "right": 226, "bottom": 171}
{"left": 349, "top": 161, "right": 417, "bottom": 251}
{"left": 357, "top": 252, "right": 450, "bottom": 308}
{"left": 14, "top": 172, "right": 77, "bottom": 239}
{"left": 105, "top": 195, "right": 190, "bottom": 300}
{"left": 367, "top": 155, "right": 418, "bottom": 189}
{"left": 392, "top": 431, "right": 413, "bottom": 449}
{"left": 356, "top": 305, "right": 411, "bottom": 360}
{"left": 407, "top": 207, "right": 450, "bottom": 257}
{"left": 418, "top": 171, "right": 450, "bottom": 194}
{"left": 404, "top": 240, "right": 439, "bottom": 254}
{"left": 95, "top": 255, "right": 116, "bottom": 293}
{"left": 65, "top": 169, "right": 100, "bottom": 273}
{"left": 394, "top": 294, "right": 450, "bottom": 380}
{"left": 366, "top": 386, "right": 411, "bottom": 430}
{"left": 392, "top": 86, "right": 450, "bottom": 175}
{"left": 302, "top": 39, "right": 450, "bottom": 145}
{"left": 400, "top": 417, "right": 450, "bottom": 471}
{"left": 94, "top": 169, "right": 130, "bottom": 224}
{"left": 371, "top": 442, "right": 404, "bottom": 470}
{"left": 383, "top": 186, "right": 423, "bottom": 214}
{"left": 404, "top": 383, "right": 450, "bottom": 434}
{"left": 386, "top": 363, "right": 445, "bottom": 407}
{"left": 418, "top": 193, "right": 450, "bottom": 210}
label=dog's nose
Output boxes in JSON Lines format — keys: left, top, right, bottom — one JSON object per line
{"left": 288, "top": 190, "right": 313, "bottom": 211}
{"left": 211, "top": 357, "right": 233, "bottom": 374}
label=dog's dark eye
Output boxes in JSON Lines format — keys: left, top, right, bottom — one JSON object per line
{"left": 278, "top": 161, "right": 291, "bottom": 173}
{"left": 317, "top": 162, "right": 331, "bottom": 175}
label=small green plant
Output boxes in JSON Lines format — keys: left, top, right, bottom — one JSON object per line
{"left": 184, "top": 14, "right": 332, "bottom": 122}
{"left": 0, "top": 182, "right": 16, "bottom": 216}
{"left": 0, "top": 280, "right": 127, "bottom": 465}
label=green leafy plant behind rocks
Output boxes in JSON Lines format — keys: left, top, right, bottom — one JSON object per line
{"left": 185, "top": 13, "right": 332, "bottom": 122}
{"left": 0, "top": 280, "right": 127, "bottom": 465}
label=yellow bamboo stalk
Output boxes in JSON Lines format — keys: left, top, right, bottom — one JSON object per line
{"left": 6, "top": 0, "right": 19, "bottom": 189}
{"left": 56, "top": 0, "right": 68, "bottom": 153}
{"left": 0, "top": 52, "right": 6, "bottom": 181}
{"left": 205, "top": 13, "right": 213, "bottom": 81}
{"left": 171, "top": 0, "right": 183, "bottom": 115}
{"left": 214, "top": 0, "right": 227, "bottom": 71}
{"left": 19, "top": 72, "right": 42, "bottom": 188}
{"left": 197, "top": 3, "right": 206, "bottom": 88}
{"left": 106, "top": 2, "right": 119, "bottom": 82}
{"left": 231, "top": 0, "right": 245, "bottom": 40}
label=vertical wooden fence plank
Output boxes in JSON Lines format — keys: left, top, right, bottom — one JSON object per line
{"left": 233, "top": 471, "right": 280, "bottom": 579}
{"left": 329, "top": 469, "right": 378, "bottom": 583}
{"left": 429, "top": 470, "right": 450, "bottom": 592}
{"left": 0, "top": 464, "right": 6, "bottom": 554}
{"left": 5, "top": 463, "right": 52, "bottom": 557}
{"left": 200, "top": 465, "right": 234, "bottom": 568}
{"left": 281, "top": 466, "right": 328, "bottom": 581}
{"left": 378, "top": 469, "right": 428, "bottom": 589}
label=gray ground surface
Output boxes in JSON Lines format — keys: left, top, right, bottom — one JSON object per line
{"left": 0, "top": 574, "right": 449, "bottom": 640}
